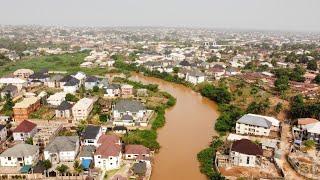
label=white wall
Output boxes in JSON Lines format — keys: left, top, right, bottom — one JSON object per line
{"left": 236, "top": 123, "right": 270, "bottom": 136}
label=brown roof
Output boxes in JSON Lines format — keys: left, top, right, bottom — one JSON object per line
{"left": 98, "top": 134, "right": 120, "bottom": 145}
{"left": 13, "top": 120, "right": 37, "bottom": 133}
{"left": 95, "top": 143, "right": 121, "bottom": 158}
{"left": 298, "top": 118, "right": 319, "bottom": 125}
{"left": 125, "top": 145, "right": 150, "bottom": 155}
{"left": 231, "top": 139, "right": 263, "bottom": 156}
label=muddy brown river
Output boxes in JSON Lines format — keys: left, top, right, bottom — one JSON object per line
{"left": 130, "top": 73, "right": 219, "bottom": 180}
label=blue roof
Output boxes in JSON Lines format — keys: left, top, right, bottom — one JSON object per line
{"left": 81, "top": 159, "right": 91, "bottom": 169}
{"left": 20, "top": 165, "right": 31, "bottom": 173}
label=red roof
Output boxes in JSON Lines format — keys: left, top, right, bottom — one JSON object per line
{"left": 125, "top": 145, "right": 150, "bottom": 155}
{"left": 95, "top": 134, "right": 121, "bottom": 158}
{"left": 98, "top": 134, "right": 120, "bottom": 145}
{"left": 13, "top": 120, "right": 37, "bottom": 133}
{"left": 95, "top": 143, "right": 121, "bottom": 158}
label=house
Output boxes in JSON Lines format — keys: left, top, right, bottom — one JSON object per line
{"left": 229, "top": 139, "right": 263, "bottom": 167}
{"left": 72, "top": 98, "right": 94, "bottom": 121}
{"left": 113, "top": 126, "right": 127, "bottom": 134}
{"left": 85, "top": 76, "right": 99, "bottom": 90}
{"left": 0, "top": 77, "right": 27, "bottom": 91}
{"left": 112, "top": 100, "right": 149, "bottom": 127}
{"left": 300, "top": 122, "right": 320, "bottom": 143}
{"left": 13, "top": 69, "right": 34, "bottom": 79}
{"left": 0, "top": 144, "right": 39, "bottom": 167}
{"left": 13, "top": 120, "right": 37, "bottom": 141}
{"left": 236, "top": 114, "right": 280, "bottom": 136}
{"left": 63, "top": 78, "right": 80, "bottom": 94}
{"left": 1, "top": 84, "right": 18, "bottom": 99}
{"left": 0, "top": 125, "right": 7, "bottom": 141}
{"left": 94, "top": 134, "right": 122, "bottom": 170}
{"left": 55, "top": 101, "right": 73, "bottom": 119}
{"left": 28, "top": 73, "right": 49, "bottom": 84}
{"left": 124, "top": 145, "right": 150, "bottom": 160}
{"left": 104, "top": 84, "right": 121, "bottom": 97}
{"left": 121, "top": 84, "right": 134, "bottom": 96}
{"left": 72, "top": 72, "right": 86, "bottom": 85}
{"left": 44, "top": 136, "right": 80, "bottom": 164}
{"left": 47, "top": 74, "right": 64, "bottom": 88}
{"left": 47, "top": 92, "right": 67, "bottom": 106}
{"left": 13, "top": 97, "right": 41, "bottom": 121}
{"left": 208, "top": 64, "right": 225, "bottom": 80}
{"left": 185, "top": 70, "right": 205, "bottom": 84}
{"left": 82, "top": 125, "right": 103, "bottom": 147}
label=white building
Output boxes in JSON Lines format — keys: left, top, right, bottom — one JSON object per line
{"left": 0, "top": 125, "right": 7, "bottom": 141}
{"left": 236, "top": 114, "right": 280, "bottom": 136}
{"left": 230, "top": 139, "right": 263, "bottom": 167}
{"left": 0, "top": 77, "right": 27, "bottom": 91}
{"left": 13, "top": 120, "right": 37, "bottom": 141}
{"left": 82, "top": 125, "right": 102, "bottom": 147}
{"left": 47, "top": 92, "right": 67, "bottom": 106}
{"left": 72, "top": 98, "right": 94, "bottom": 121}
{"left": 104, "top": 84, "right": 121, "bottom": 97}
{"left": 0, "top": 144, "right": 39, "bottom": 167}
{"left": 94, "top": 134, "right": 122, "bottom": 170}
{"left": 44, "top": 136, "right": 79, "bottom": 164}
{"left": 185, "top": 70, "right": 205, "bottom": 84}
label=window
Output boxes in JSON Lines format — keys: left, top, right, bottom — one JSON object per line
{"left": 8, "top": 157, "right": 11, "bottom": 160}
{"left": 246, "top": 157, "right": 250, "bottom": 164}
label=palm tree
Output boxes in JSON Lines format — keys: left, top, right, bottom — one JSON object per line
{"left": 56, "top": 164, "right": 69, "bottom": 179}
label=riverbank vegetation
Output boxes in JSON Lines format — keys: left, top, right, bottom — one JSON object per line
{"left": 120, "top": 79, "right": 176, "bottom": 151}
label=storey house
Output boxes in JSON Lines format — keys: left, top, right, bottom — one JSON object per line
{"left": 82, "top": 125, "right": 103, "bottom": 147}
{"left": 55, "top": 101, "right": 73, "bottom": 119}
{"left": 124, "top": 145, "right": 150, "bottom": 160}
{"left": 229, "top": 139, "right": 263, "bottom": 167}
{"left": 236, "top": 114, "right": 280, "bottom": 137}
{"left": 44, "top": 136, "right": 80, "bottom": 164}
{"left": 0, "top": 77, "right": 27, "bottom": 91}
{"left": 47, "top": 74, "right": 64, "bottom": 88}
{"left": 13, "top": 97, "right": 41, "bottom": 121}
{"left": 13, "top": 69, "right": 34, "bottom": 79}
{"left": 1, "top": 84, "right": 18, "bottom": 99}
{"left": 72, "top": 98, "right": 94, "bottom": 121}
{"left": 94, "top": 134, "right": 122, "bottom": 171}
{"left": 0, "top": 125, "right": 7, "bottom": 141}
{"left": 0, "top": 144, "right": 39, "bottom": 167}
{"left": 13, "top": 120, "right": 38, "bottom": 141}
{"left": 85, "top": 76, "right": 99, "bottom": 90}
{"left": 112, "top": 99, "right": 149, "bottom": 127}
{"left": 104, "top": 84, "right": 121, "bottom": 97}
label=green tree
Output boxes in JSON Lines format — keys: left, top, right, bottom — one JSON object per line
{"left": 173, "top": 67, "right": 179, "bottom": 73}
{"left": 92, "top": 86, "right": 99, "bottom": 92}
{"left": 207, "top": 56, "right": 218, "bottom": 63}
{"left": 65, "top": 93, "right": 78, "bottom": 102}
{"left": 307, "top": 60, "right": 318, "bottom": 71}
{"left": 3, "top": 94, "right": 14, "bottom": 112}
{"left": 314, "top": 74, "right": 320, "bottom": 84}
{"left": 42, "top": 160, "right": 52, "bottom": 170}
{"left": 274, "top": 76, "right": 289, "bottom": 92}
{"left": 274, "top": 102, "right": 283, "bottom": 114}
{"left": 99, "top": 114, "right": 108, "bottom": 122}
{"left": 56, "top": 164, "right": 69, "bottom": 175}
{"left": 25, "top": 137, "right": 33, "bottom": 145}
{"left": 73, "top": 160, "right": 83, "bottom": 174}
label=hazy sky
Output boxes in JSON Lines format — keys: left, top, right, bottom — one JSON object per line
{"left": 0, "top": 0, "right": 319, "bottom": 32}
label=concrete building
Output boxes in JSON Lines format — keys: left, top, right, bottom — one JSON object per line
{"left": 12, "top": 120, "right": 37, "bottom": 141}
{"left": 72, "top": 98, "right": 94, "bottom": 121}
{"left": 13, "top": 97, "right": 41, "bottom": 121}
{"left": 0, "top": 144, "right": 39, "bottom": 167}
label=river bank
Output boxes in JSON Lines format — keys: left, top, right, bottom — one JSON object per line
{"left": 130, "top": 73, "right": 219, "bottom": 180}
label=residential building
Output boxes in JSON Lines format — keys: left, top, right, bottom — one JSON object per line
{"left": 94, "top": 134, "right": 122, "bottom": 170}
{"left": 13, "top": 97, "right": 41, "bottom": 121}
{"left": 229, "top": 139, "right": 263, "bottom": 167}
{"left": 44, "top": 136, "right": 80, "bottom": 164}
{"left": 124, "top": 145, "right": 150, "bottom": 160}
{"left": 104, "top": 84, "right": 121, "bottom": 97}
{"left": 0, "top": 77, "right": 27, "bottom": 91}
{"left": 85, "top": 76, "right": 99, "bottom": 90}
{"left": 72, "top": 98, "right": 94, "bottom": 121}
{"left": 47, "top": 92, "right": 67, "bottom": 106}
{"left": 47, "top": 74, "right": 63, "bottom": 88}
{"left": 0, "top": 144, "right": 39, "bottom": 167}
{"left": 185, "top": 70, "right": 205, "bottom": 84}
{"left": 236, "top": 114, "right": 280, "bottom": 136}
{"left": 13, "top": 69, "right": 34, "bottom": 79}
{"left": 13, "top": 120, "right": 37, "bottom": 141}
{"left": 1, "top": 84, "right": 18, "bottom": 99}
{"left": 55, "top": 101, "right": 73, "bottom": 119}
{"left": 112, "top": 99, "right": 149, "bottom": 127}
{"left": 82, "top": 125, "right": 103, "bottom": 147}
{"left": 121, "top": 84, "right": 134, "bottom": 96}
{"left": 63, "top": 78, "right": 80, "bottom": 94}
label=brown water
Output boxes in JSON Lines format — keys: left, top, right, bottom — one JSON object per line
{"left": 130, "top": 73, "right": 219, "bottom": 180}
